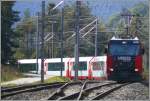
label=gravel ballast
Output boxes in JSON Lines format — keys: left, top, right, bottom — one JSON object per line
{"left": 2, "top": 81, "right": 149, "bottom": 100}
{"left": 102, "top": 82, "right": 149, "bottom": 100}
{"left": 2, "top": 88, "right": 57, "bottom": 100}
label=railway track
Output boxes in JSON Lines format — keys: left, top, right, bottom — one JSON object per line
{"left": 1, "top": 80, "right": 115, "bottom": 100}
{"left": 2, "top": 82, "right": 66, "bottom": 92}
{"left": 2, "top": 80, "right": 148, "bottom": 100}
{"left": 46, "top": 81, "right": 83, "bottom": 100}
{"left": 1, "top": 82, "right": 66, "bottom": 99}
{"left": 89, "top": 83, "right": 130, "bottom": 100}
{"left": 57, "top": 81, "right": 119, "bottom": 100}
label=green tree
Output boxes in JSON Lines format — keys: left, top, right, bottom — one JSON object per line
{"left": 63, "top": 2, "right": 97, "bottom": 56}
{"left": 1, "top": 1, "right": 20, "bottom": 64}
{"left": 40, "top": 2, "right": 107, "bottom": 58}
{"left": 44, "top": 3, "right": 60, "bottom": 58}
{"left": 15, "top": 8, "right": 36, "bottom": 59}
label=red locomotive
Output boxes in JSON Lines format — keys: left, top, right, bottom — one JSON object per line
{"left": 105, "top": 36, "right": 144, "bottom": 81}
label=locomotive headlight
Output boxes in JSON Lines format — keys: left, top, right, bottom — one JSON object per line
{"left": 135, "top": 68, "right": 138, "bottom": 71}
{"left": 110, "top": 68, "right": 114, "bottom": 71}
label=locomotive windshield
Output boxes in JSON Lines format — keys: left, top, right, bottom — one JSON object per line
{"left": 109, "top": 43, "right": 140, "bottom": 56}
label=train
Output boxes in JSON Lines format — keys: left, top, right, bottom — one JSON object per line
{"left": 105, "top": 36, "right": 144, "bottom": 81}
{"left": 18, "top": 36, "right": 144, "bottom": 81}
{"left": 18, "top": 56, "right": 107, "bottom": 80}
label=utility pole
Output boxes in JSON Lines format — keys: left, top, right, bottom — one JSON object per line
{"left": 75, "top": 0, "right": 80, "bottom": 80}
{"left": 48, "top": 33, "right": 51, "bottom": 58}
{"left": 51, "top": 23, "right": 54, "bottom": 58}
{"left": 121, "top": 14, "right": 135, "bottom": 35}
{"left": 48, "top": 21, "right": 57, "bottom": 58}
{"left": 50, "top": 0, "right": 64, "bottom": 76}
{"left": 36, "top": 12, "right": 39, "bottom": 74}
{"left": 95, "top": 19, "right": 98, "bottom": 57}
{"left": 60, "top": 2, "right": 64, "bottom": 77}
{"left": 41, "top": 1, "right": 45, "bottom": 83}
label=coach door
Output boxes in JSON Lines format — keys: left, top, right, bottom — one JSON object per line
{"left": 69, "top": 62, "right": 74, "bottom": 79}
{"left": 66, "top": 59, "right": 74, "bottom": 79}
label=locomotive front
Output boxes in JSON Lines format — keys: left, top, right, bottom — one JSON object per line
{"left": 106, "top": 37, "right": 144, "bottom": 81}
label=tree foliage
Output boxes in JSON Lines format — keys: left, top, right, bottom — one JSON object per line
{"left": 13, "top": 2, "right": 112, "bottom": 58}
{"left": 1, "top": 1, "right": 20, "bottom": 64}
{"left": 43, "top": 2, "right": 99, "bottom": 57}
{"left": 15, "top": 8, "right": 36, "bottom": 59}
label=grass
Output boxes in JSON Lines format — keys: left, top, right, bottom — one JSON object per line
{"left": 143, "top": 67, "right": 149, "bottom": 81}
{"left": 1, "top": 64, "right": 23, "bottom": 82}
{"left": 1, "top": 83, "right": 17, "bottom": 87}
{"left": 44, "top": 76, "right": 71, "bottom": 83}
{"left": 35, "top": 76, "right": 71, "bottom": 84}
{"left": 2, "top": 76, "right": 71, "bottom": 87}
{"left": 1, "top": 65, "right": 71, "bottom": 86}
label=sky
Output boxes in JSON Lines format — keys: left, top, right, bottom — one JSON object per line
{"left": 13, "top": 0, "right": 148, "bottom": 22}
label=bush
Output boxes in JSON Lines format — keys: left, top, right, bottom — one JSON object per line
{"left": 1, "top": 64, "right": 23, "bottom": 82}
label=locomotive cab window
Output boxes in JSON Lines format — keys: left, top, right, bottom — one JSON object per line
{"left": 109, "top": 42, "right": 140, "bottom": 56}
{"left": 19, "top": 63, "right": 36, "bottom": 72}
{"left": 48, "top": 63, "right": 64, "bottom": 71}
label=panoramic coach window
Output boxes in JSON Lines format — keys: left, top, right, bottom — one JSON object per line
{"left": 20, "top": 63, "right": 36, "bottom": 72}
{"left": 93, "top": 62, "right": 104, "bottom": 70}
{"left": 48, "top": 63, "right": 64, "bottom": 71}
{"left": 73, "top": 62, "right": 87, "bottom": 70}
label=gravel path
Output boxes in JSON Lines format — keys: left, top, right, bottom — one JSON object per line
{"left": 1, "top": 75, "right": 54, "bottom": 86}
{"left": 102, "top": 82, "right": 149, "bottom": 100}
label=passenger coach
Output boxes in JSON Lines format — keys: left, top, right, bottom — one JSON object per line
{"left": 18, "top": 56, "right": 107, "bottom": 80}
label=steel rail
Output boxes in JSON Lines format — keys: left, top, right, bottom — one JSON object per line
{"left": 90, "top": 83, "right": 131, "bottom": 100}
{"left": 58, "top": 82, "right": 117, "bottom": 100}
{"left": 1, "top": 82, "right": 66, "bottom": 99}
{"left": 47, "top": 81, "right": 83, "bottom": 100}
{"left": 77, "top": 80, "right": 88, "bottom": 100}
{"left": 2, "top": 82, "right": 66, "bottom": 93}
